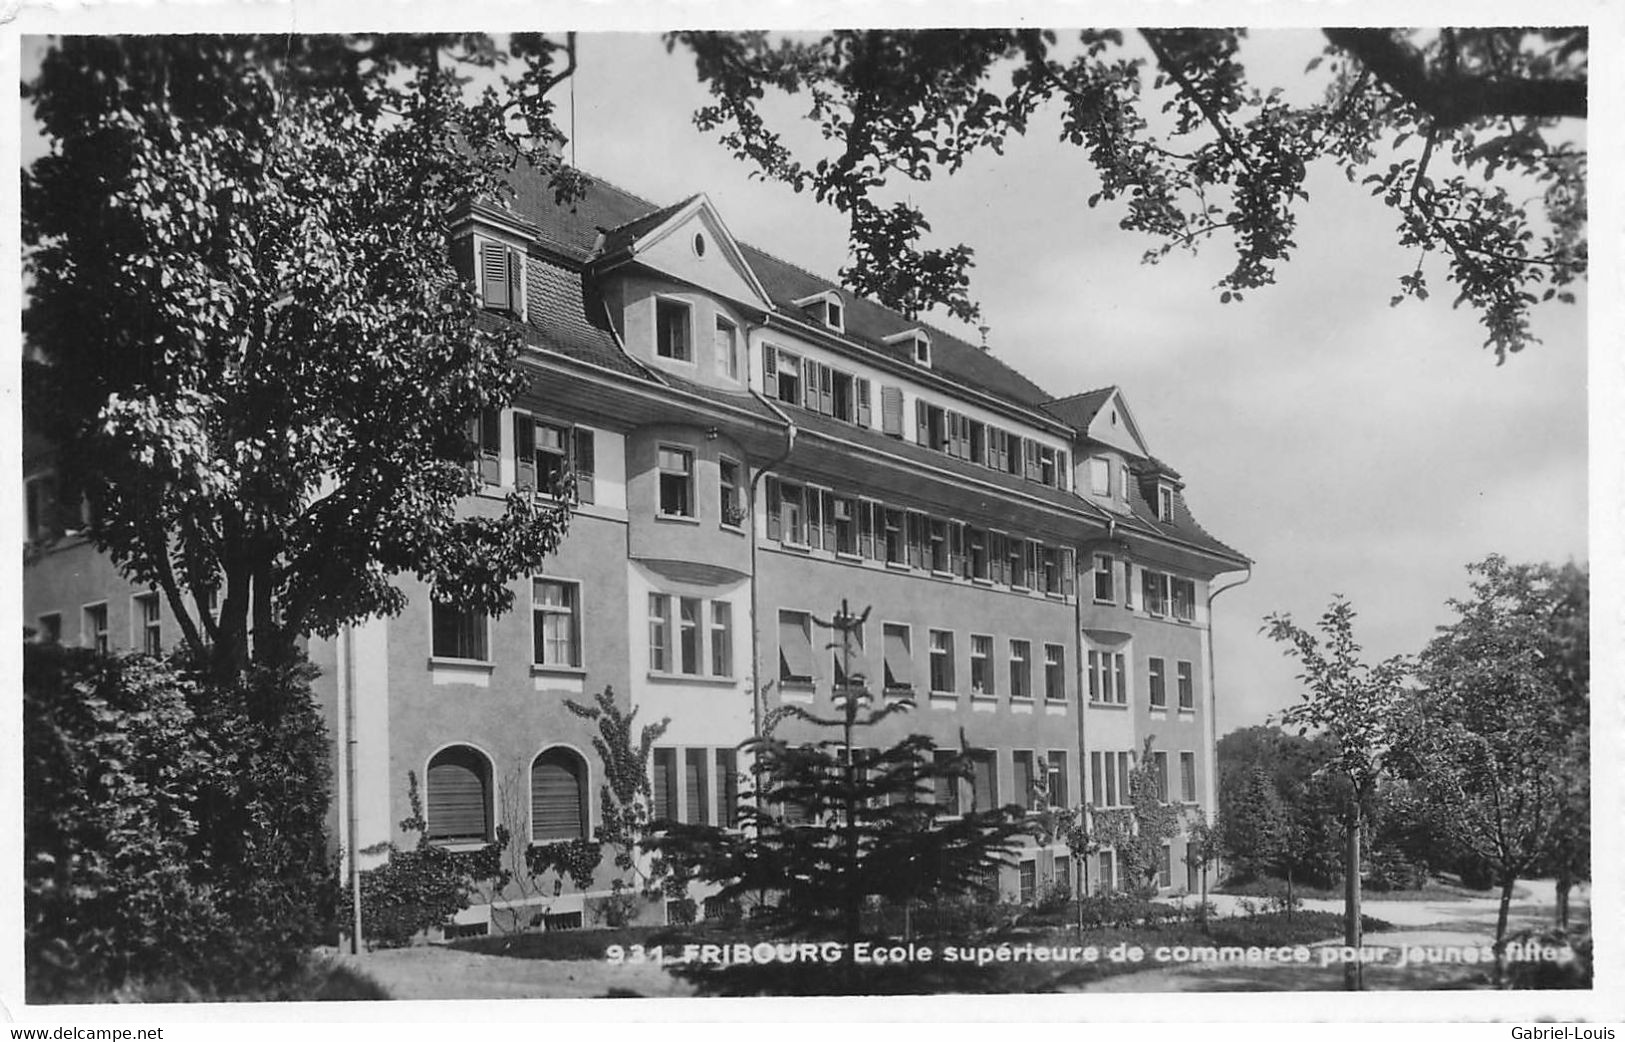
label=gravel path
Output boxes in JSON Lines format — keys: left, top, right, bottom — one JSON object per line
{"left": 325, "top": 946, "right": 697, "bottom": 1000}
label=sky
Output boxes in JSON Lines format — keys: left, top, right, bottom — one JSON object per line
{"left": 11, "top": 26, "right": 1595, "bottom": 734}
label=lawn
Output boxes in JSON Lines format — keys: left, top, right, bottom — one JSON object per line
{"left": 1213, "top": 876, "right": 1527, "bottom": 903}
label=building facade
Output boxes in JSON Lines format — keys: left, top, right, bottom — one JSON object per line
{"left": 22, "top": 169, "right": 1248, "bottom": 930}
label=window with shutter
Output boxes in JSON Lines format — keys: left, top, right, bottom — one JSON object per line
{"left": 428, "top": 746, "right": 492, "bottom": 842}
{"left": 716, "top": 748, "right": 739, "bottom": 828}
{"left": 779, "top": 610, "right": 814, "bottom": 684}
{"left": 571, "top": 428, "right": 595, "bottom": 504}
{"left": 856, "top": 379, "right": 872, "bottom": 427}
{"left": 532, "top": 748, "right": 587, "bottom": 841}
{"left": 881, "top": 385, "right": 903, "bottom": 436}
{"left": 685, "top": 748, "right": 708, "bottom": 825}
{"left": 762, "top": 343, "right": 777, "bottom": 395}
{"left": 803, "top": 357, "right": 818, "bottom": 411}
{"left": 969, "top": 750, "right": 996, "bottom": 811}
{"left": 1061, "top": 549, "right": 1076, "bottom": 599}
{"left": 1013, "top": 751, "right": 1035, "bottom": 811}
{"left": 480, "top": 241, "right": 512, "bottom": 311}
{"left": 652, "top": 748, "right": 679, "bottom": 824}
{"left": 765, "top": 478, "right": 782, "bottom": 540}
{"left": 513, "top": 414, "right": 536, "bottom": 491}
{"left": 915, "top": 399, "right": 929, "bottom": 445}
{"left": 882, "top": 623, "right": 913, "bottom": 692}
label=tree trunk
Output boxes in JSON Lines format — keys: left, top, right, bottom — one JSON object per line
{"left": 1344, "top": 803, "right": 1363, "bottom": 991}
{"left": 1286, "top": 863, "right": 1295, "bottom": 922}
{"left": 1493, "top": 875, "right": 1516, "bottom": 987}
{"left": 1555, "top": 874, "right": 1571, "bottom": 929}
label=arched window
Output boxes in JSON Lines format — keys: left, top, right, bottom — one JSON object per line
{"left": 426, "top": 745, "right": 492, "bottom": 843}
{"left": 532, "top": 747, "right": 588, "bottom": 841}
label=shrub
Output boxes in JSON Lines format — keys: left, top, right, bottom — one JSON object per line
{"left": 23, "top": 643, "right": 335, "bottom": 1001}
{"left": 1075, "top": 893, "right": 1183, "bottom": 930}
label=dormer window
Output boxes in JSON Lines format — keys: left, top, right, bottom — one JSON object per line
{"left": 656, "top": 299, "right": 692, "bottom": 361}
{"left": 1157, "top": 484, "right": 1175, "bottom": 521}
{"left": 884, "top": 329, "right": 932, "bottom": 369}
{"left": 794, "top": 291, "right": 845, "bottom": 333}
{"left": 478, "top": 239, "right": 524, "bottom": 317}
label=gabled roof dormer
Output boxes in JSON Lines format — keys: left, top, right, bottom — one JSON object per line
{"left": 449, "top": 201, "right": 542, "bottom": 321}
{"left": 884, "top": 328, "right": 932, "bottom": 369}
{"left": 793, "top": 290, "right": 846, "bottom": 333}
{"left": 587, "top": 193, "right": 772, "bottom": 313}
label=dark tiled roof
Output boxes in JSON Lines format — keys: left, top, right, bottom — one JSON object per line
{"left": 596, "top": 196, "right": 699, "bottom": 258}
{"left": 476, "top": 257, "right": 653, "bottom": 380}
{"left": 1121, "top": 471, "right": 1247, "bottom": 564}
{"left": 1040, "top": 387, "right": 1117, "bottom": 432}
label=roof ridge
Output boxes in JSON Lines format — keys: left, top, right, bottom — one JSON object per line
{"left": 599, "top": 192, "right": 701, "bottom": 235}
{"left": 1043, "top": 385, "right": 1116, "bottom": 406}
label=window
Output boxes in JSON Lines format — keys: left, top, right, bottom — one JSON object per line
{"left": 824, "top": 298, "right": 843, "bottom": 331}
{"left": 1098, "top": 850, "right": 1116, "bottom": 894}
{"left": 461, "top": 409, "right": 502, "bottom": 486}
{"left": 1177, "top": 661, "right": 1194, "bottom": 709}
{"left": 649, "top": 594, "right": 671, "bottom": 672}
{"left": 905, "top": 511, "right": 926, "bottom": 569}
{"left": 1172, "top": 578, "right": 1197, "bottom": 622}
{"left": 532, "top": 748, "right": 588, "bottom": 841}
{"left": 1159, "top": 844, "right": 1173, "bottom": 888}
{"left": 1158, "top": 484, "right": 1175, "bottom": 521}
{"left": 533, "top": 579, "right": 581, "bottom": 668}
{"left": 1148, "top": 657, "right": 1167, "bottom": 708}
{"left": 970, "top": 634, "right": 994, "bottom": 697}
{"left": 1152, "top": 751, "right": 1169, "bottom": 802}
{"left": 535, "top": 422, "right": 568, "bottom": 491}
{"left": 711, "top": 603, "right": 733, "bottom": 677}
{"left": 967, "top": 527, "right": 988, "bottom": 580}
{"left": 1089, "top": 457, "right": 1110, "bottom": 495}
{"left": 779, "top": 610, "right": 814, "bottom": 686}
{"left": 1013, "top": 750, "right": 1036, "bottom": 811}
{"left": 833, "top": 496, "right": 858, "bottom": 554}
{"left": 1007, "top": 535, "right": 1028, "bottom": 589}
{"left": 883, "top": 508, "right": 905, "bottom": 565}
{"left": 678, "top": 597, "right": 702, "bottom": 675}
{"left": 37, "top": 613, "right": 62, "bottom": 645}
{"left": 1180, "top": 752, "right": 1197, "bottom": 803}
{"left": 657, "top": 446, "right": 694, "bottom": 518}
{"left": 1044, "top": 644, "right": 1066, "bottom": 702}
{"left": 764, "top": 345, "right": 802, "bottom": 404}
{"left": 1120, "top": 464, "right": 1131, "bottom": 500}
{"left": 933, "top": 750, "right": 960, "bottom": 815}
{"left": 928, "top": 630, "right": 955, "bottom": 694}
{"left": 132, "top": 591, "right": 161, "bottom": 655}
{"left": 1092, "top": 751, "right": 1133, "bottom": 808}
{"left": 714, "top": 316, "right": 739, "bottom": 379}
{"left": 652, "top": 748, "right": 679, "bottom": 824}
{"left": 432, "top": 600, "right": 487, "bottom": 661}
{"left": 883, "top": 623, "right": 913, "bottom": 693}
{"left": 765, "top": 479, "right": 807, "bottom": 545}
{"left": 967, "top": 749, "right": 997, "bottom": 811}
{"left": 1093, "top": 554, "right": 1115, "bottom": 602}
{"left": 1009, "top": 640, "right": 1031, "bottom": 700}
{"left": 1088, "top": 650, "right": 1124, "bottom": 703}
{"left": 685, "top": 748, "right": 709, "bottom": 826}
{"left": 572, "top": 428, "right": 596, "bottom": 504}
{"left": 656, "top": 299, "right": 691, "bottom": 360}
{"left": 1046, "top": 751, "right": 1068, "bottom": 809}
{"left": 928, "top": 518, "right": 949, "bottom": 572}
{"left": 716, "top": 748, "right": 740, "bottom": 828}
{"left": 719, "top": 457, "right": 743, "bottom": 527}
{"left": 478, "top": 240, "right": 522, "bottom": 315}
{"left": 1142, "top": 570, "right": 1170, "bottom": 616}
{"left": 832, "top": 619, "right": 866, "bottom": 694}
{"left": 83, "top": 603, "right": 108, "bottom": 654}
{"left": 1019, "top": 861, "right": 1037, "bottom": 905}
{"left": 427, "top": 746, "right": 492, "bottom": 843}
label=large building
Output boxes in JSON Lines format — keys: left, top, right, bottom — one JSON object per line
{"left": 22, "top": 167, "right": 1249, "bottom": 931}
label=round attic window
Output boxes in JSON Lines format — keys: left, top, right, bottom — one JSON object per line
{"left": 692, "top": 232, "right": 707, "bottom": 257}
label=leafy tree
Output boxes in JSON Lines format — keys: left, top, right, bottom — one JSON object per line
{"left": 23, "top": 34, "right": 586, "bottom": 677}
{"left": 1221, "top": 765, "right": 1290, "bottom": 883}
{"left": 671, "top": 28, "right": 1585, "bottom": 359}
{"left": 646, "top": 602, "right": 1030, "bottom": 990}
{"left": 23, "top": 642, "right": 334, "bottom": 998}
{"left": 1264, "top": 597, "right": 1407, "bottom": 990}
{"left": 1390, "top": 556, "right": 1588, "bottom": 980}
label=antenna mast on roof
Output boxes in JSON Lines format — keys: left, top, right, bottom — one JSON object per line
{"left": 978, "top": 324, "right": 990, "bottom": 351}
